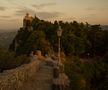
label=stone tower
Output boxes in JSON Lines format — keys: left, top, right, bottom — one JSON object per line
{"left": 23, "top": 13, "right": 33, "bottom": 31}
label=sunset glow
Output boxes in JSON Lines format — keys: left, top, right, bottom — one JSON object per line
{"left": 0, "top": 0, "right": 108, "bottom": 29}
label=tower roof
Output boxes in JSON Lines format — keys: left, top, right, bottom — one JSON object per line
{"left": 26, "top": 13, "right": 29, "bottom": 16}
{"left": 24, "top": 13, "right": 33, "bottom": 21}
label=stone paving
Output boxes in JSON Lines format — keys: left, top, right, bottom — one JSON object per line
{"left": 22, "top": 60, "right": 53, "bottom": 90}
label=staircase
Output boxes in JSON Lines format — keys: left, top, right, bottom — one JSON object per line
{"left": 21, "top": 60, "right": 53, "bottom": 90}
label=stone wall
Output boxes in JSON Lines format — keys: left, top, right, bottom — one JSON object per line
{"left": 0, "top": 60, "right": 40, "bottom": 90}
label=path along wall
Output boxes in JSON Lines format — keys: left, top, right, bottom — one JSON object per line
{"left": 0, "top": 60, "right": 39, "bottom": 90}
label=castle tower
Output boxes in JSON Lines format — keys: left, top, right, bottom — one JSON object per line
{"left": 23, "top": 13, "right": 33, "bottom": 31}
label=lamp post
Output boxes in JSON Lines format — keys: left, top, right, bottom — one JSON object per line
{"left": 53, "top": 25, "right": 68, "bottom": 90}
{"left": 57, "top": 26, "right": 62, "bottom": 64}
{"left": 53, "top": 26, "right": 69, "bottom": 90}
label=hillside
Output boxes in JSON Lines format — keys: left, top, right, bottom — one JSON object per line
{"left": 0, "top": 31, "right": 17, "bottom": 48}
{"left": 101, "top": 25, "right": 108, "bottom": 30}
{"left": 4, "top": 14, "right": 108, "bottom": 90}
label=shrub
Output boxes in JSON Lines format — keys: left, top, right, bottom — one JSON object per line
{"left": 64, "top": 56, "right": 88, "bottom": 90}
{"left": 64, "top": 55, "right": 108, "bottom": 90}
{"left": 0, "top": 49, "right": 30, "bottom": 72}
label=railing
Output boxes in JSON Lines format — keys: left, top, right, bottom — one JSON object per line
{"left": 47, "top": 58, "right": 70, "bottom": 90}
{"left": 52, "top": 73, "right": 70, "bottom": 90}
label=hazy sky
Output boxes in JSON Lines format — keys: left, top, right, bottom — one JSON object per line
{"left": 0, "top": 0, "right": 108, "bottom": 30}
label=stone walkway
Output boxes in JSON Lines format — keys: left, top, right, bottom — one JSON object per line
{"left": 22, "top": 60, "right": 53, "bottom": 90}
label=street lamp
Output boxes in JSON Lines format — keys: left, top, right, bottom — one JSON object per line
{"left": 57, "top": 26, "right": 62, "bottom": 64}
{"left": 53, "top": 25, "right": 69, "bottom": 90}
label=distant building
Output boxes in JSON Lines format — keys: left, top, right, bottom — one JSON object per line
{"left": 23, "top": 13, "right": 33, "bottom": 31}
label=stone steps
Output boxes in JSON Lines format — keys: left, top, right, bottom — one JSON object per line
{"left": 20, "top": 60, "right": 53, "bottom": 90}
{"left": 34, "top": 61, "right": 53, "bottom": 90}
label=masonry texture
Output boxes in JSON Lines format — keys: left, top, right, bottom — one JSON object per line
{"left": 21, "top": 61, "right": 53, "bottom": 90}
{"left": 0, "top": 60, "right": 40, "bottom": 90}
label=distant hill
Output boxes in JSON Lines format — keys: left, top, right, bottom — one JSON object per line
{"left": 101, "top": 25, "right": 108, "bottom": 30}
{"left": 0, "top": 30, "right": 17, "bottom": 49}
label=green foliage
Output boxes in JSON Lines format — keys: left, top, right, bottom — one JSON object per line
{"left": 26, "top": 30, "right": 50, "bottom": 53}
{"left": 64, "top": 56, "right": 88, "bottom": 90}
{"left": 7, "top": 15, "right": 108, "bottom": 90}
{"left": 0, "top": 49, "right": 30, "bottom": 72}
{"left": 65, "top": 56, "right": 108, "bottom": 90}
{"left": 9, "top": 16, "right": 108, "bottom": 57}
{"left": 88, "top": 57, "right": 108, "bottom": 90}
{"left": 62, "top": 33, "right": 86, "bottom": 55}
{"left": 102, "top": 52, "right": 108, "bottom": 63}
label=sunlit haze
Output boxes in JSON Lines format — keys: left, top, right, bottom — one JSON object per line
{"left": 0, "top": 0, "right": 108, "bottom": 30}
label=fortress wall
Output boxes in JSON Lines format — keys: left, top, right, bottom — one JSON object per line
{"left": 0, "top": 60, "right": 39, "bottom": 90}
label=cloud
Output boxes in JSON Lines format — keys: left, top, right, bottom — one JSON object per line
{"left": 86, "top": 7, "right": 108, "bottom": 11}
{"left": 64, "top": 17, "right": 76, "bottom": 21}
{"left": 15, "top": 7, "right": 62, "bottom": 19}
{"left": 86, "top": 8, "right": 96, "bottom": 11}
{"left": 0, "top": 18, "right": 19, "bottom": 22}
{"left": 15, "top": 8, "right": 34, "bottom": 16}
{"left": 36, "top": 11, "right": 61, "bottom": 19}
{"left": 88, "top": 14, "right": 96, "bottom": 17}
{"left": 79, "top": 14, "right": 97, "bottom": 20}
{"left": 0, "top": 16, "right": 11, "bottom": 18}
{"left": 0, "top": 6, "right": 7, "bottom": 11}
{"left": 32, "top": 2, "right": 56, "bottom": 9}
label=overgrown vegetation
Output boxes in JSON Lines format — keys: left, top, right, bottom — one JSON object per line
{"left": 0, "top": 48, "right": 30, "bottom": 72}
{"left": 64, "top": 55, "right": 108, "bottom": 90}
{"left": 9, "top": 17, "right": 108, "bottom": 57}
{"left": 8, "top": 16, "right": 108, "bottom": 89}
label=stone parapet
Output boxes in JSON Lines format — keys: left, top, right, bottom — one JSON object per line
{"left": 0, "top": 60, "right": 40, "bottom": 90}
